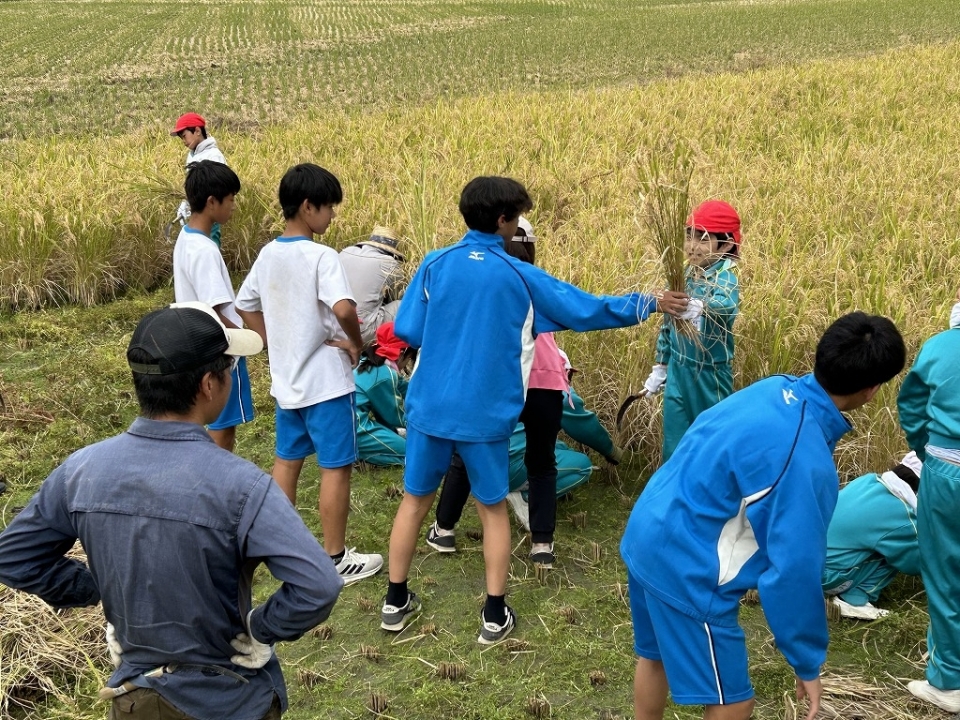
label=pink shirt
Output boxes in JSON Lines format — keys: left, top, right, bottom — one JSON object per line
{"left": 528, "top": 333, "right": 569, "bottom": 392}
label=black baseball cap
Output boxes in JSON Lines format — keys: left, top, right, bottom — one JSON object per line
{"left": 127, "top": 302, "right": 263, "bottom": 375}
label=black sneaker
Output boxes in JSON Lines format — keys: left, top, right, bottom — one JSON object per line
{"left": 380, "top": 592, "right": 421, "bottom": 632}
{"left": 425, "top": 522, "right": 457, "bottom": 553}
{"left": 478, "top": 605, "right": 517, "bottom": 645}
{"left": 530, "top": 542, "right": 555, "bottom": 568}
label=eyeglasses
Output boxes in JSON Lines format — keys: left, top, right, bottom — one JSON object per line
{"left": 685, "top": 228, "right": 733, "bottom": 244}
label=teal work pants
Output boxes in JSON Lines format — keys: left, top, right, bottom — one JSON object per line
{"left": 661, "top": 361, "right": 733, "bottom": 462}
{"left": 356, "top": 421, "right": 406, "bottom": 466}
{"left": 918, "top": 456, "right": 960, "bottom": 690}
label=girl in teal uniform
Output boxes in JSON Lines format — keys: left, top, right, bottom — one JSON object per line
{"left": 354, "top": 323, "right": 413, "bottom": 466}
{"left": 643, "top": 200, "right": 741, "bottom": 462}
{"left": 897, "top": 289, "right": 960, "bottom": 713}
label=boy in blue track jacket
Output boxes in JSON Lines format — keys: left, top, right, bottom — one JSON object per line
{"left": 823, "top": 452, "right": 922, "bottom": 621}
{"left": 621, "top": 312, "right": 905, "bottom": 720}
{"left": 897, "top": 289, "right": 960, "bottom": 713}
{"left": 380, "top": 176, "right": 688, "bottom": 644}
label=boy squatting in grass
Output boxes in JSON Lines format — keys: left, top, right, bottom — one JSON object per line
{"left": 620, "top": 311, "right": 906, "bottom": 720}
{"left": 380, "top": 176, "right": 689, "bottom": 644}
{"left": 897, "top": 287, "right": 960, "bottom": 713}
{"left": 822, "top": 451, "right": 922, "bottom": 621}
{"left": 236, "top": 163, "right": 383, "bottom": 586}
{"left": 0, "top": 303, "right": 344, "bottom": 720}
{"left": 642, "top": 200, "right": 741, "bottom": 462}
{"left": 172, "top": 160, "right": 254, "bottom": 453}
{"left": 171, "top": 112, "right": 229, "bottom": 247}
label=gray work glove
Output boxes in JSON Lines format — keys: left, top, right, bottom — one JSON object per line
{"left": 643, "top": 364, "right": 668, "bottom": 395}
{"left": 230, "top": 611, "right": 274, "bottom": 669}
{"left": 105, "top": 622, "right": 123, "bottom": 668}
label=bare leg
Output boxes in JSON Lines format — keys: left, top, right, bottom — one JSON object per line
{"left": 474, "top": 499, "right": 511, "bottom": 596}
{"left": 272, "top": 457, "right": 305, "bottom": 504}
{"left": 319, "top": 464, "right": 352, "bottom": 556}
{"left": 703, "top": 699, "right": 755, "bottom": 720}
{"left": 388, "top": 492, "right": 437, "bottom": 582}
{"left": 634, "top": 657, "right": 669, "bottom": 720}
{"left": 208, "top": 427, "right": 236, "bottom": 453}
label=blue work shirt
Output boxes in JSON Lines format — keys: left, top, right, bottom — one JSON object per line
{"left": 0, "top": 417, "right": 343, "bottom": 720}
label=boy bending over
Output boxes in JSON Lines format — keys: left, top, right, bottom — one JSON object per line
{"left": 621, "top": 312, "right": 905, "bottom": 720}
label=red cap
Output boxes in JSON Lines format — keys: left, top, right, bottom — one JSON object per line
{"left": 373, "top": 322, "right": 409, "bottom": 362}
{"left": 171, "top": 112, "right": 206, "bottom": 135}
{"left": 686, "top": 200, "right": 742, "bottom": 246}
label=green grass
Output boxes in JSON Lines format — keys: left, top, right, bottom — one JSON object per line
{"left": 0, "top": 289, "right": 944, "bottom": 720}
{"left": 3, "top": 0, "right": 960, "bottom": 139}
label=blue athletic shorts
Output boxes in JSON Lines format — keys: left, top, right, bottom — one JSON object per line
{"left": 628, "top": 572, "right": 753, "bottom": 706}
{"left": 208, "top": 357, "right": 255, "bottom": 430}
{"left": 275, "top": 393, "right": 358, "bottom": 468}
{"left": 404, "top": 427, "right": 510, "bottom": 504}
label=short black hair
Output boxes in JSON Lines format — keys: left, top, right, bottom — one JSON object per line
{"left": 129, "top": 348, "right": 231, "bottom": 417}
{"left": 278, "top": 163, "right": 343, "bottom": 220}
{"left": 458, "top": 176, "right": 533, "bottom": 233}
{"left": 813, "top": 312, "right": 905, "bottom": 396}
{"left": 185, "top": 160, "right": 241, "bottom": 214}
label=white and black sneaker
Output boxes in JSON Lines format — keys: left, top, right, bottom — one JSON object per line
{"left": 380, "top": 592, "right": 421, "bottom": 632}
{"left": 530, "top": 542, "right": 555, "bottom": 568}
{"left": 425, "top": 522, "right": 457, "bottom": 553}
{"left": 478, "top": 605, "right": 517, "bottom": 645}
{"left": 334, "top": 547, "right": 383, "bottom": 585}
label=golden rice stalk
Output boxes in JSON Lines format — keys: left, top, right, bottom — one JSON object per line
{"left": 0, "top": 548, "right": 106, "bottom": 716}
{"left": 636, "top": 142, "right": 698, "bottom": 339}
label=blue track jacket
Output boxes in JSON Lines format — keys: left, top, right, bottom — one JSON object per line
{"left": 620, "top": 373, "right": 851, "bottom": 681}
{"left": 395, "top": 229, "right": 656, "bottom": 442}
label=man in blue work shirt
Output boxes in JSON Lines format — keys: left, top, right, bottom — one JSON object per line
{"left": 0, "top": 302, "right": 344, "bottom": 720}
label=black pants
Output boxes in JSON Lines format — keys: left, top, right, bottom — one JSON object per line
{"left": 435, "top": 389, "right": 564, "bottom": 544}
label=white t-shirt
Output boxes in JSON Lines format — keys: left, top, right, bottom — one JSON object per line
{"left": 235, "top": 237, "right": 355, "bottom": 409}
{"left": 172, "top": 226, "right": 242, "bottom": 327}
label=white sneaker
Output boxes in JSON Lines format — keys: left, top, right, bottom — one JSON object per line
{"left": 832, "top": 597, "right": 890, "bottom": 620}
{"left": 506, "top": 491, "right": 530, "bottom": 531}
{"left": 908, "top": 680, "right": 960, "bottom": 713}
{"left": 334, "top": 547, "right": 383, "bottom": 585}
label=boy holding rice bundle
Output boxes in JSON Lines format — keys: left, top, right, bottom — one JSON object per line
{"left": 621, "top": 311, "right": 905, "bottom": 720}
{"left": 643, "top": 200, "right": 742, "bottom": 462}
{"left": 381, "top": 176, "right": 687, "bottom": 643}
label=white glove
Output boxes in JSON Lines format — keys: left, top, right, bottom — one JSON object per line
{"left": 230, "top": 611, "right": 274, "bottom": 669}
{"left": 677, "top": 298, "right": 704, "bottom": 323}
{"left": 643, "top": 365, "right": 668, "bottom": 395}
{"left": 396, "top": 428, "right": 407, "bottom": 438}
{"left": 950, "top": 301, "right": 960, "bottom": 329}
{"left": 176, "top": 199, "right": 191, "bottom": 223}
{"left": 105, "top": 622, "right": 123, "bottom": 668}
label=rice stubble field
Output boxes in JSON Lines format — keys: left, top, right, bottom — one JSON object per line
{"left": 3, "top": 0, "right": 960, "bottom": 718}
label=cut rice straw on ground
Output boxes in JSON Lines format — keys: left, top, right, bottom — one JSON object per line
{"left": 779, "top": 673, "right": 944, "bottom": 720}
{"left": 0, "top": 545, "right": 108, "bottom": 717}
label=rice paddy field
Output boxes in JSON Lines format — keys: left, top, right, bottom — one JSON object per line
{"left": 3, "top": 0, "right": 960, "bottom": 718}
